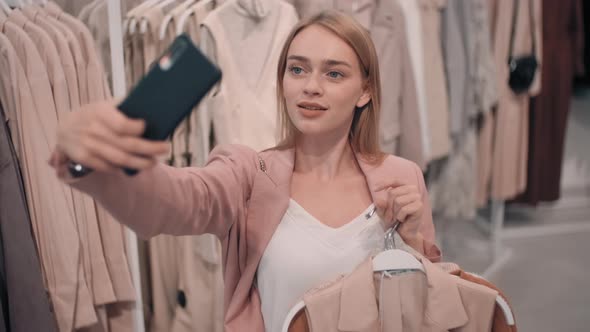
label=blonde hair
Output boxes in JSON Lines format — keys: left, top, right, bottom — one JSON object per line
{"left": 274, "top": 10, "right": 385, "bottom": 164}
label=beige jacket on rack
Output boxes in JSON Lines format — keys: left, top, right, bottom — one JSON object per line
{"left": 371, "top": 0, "right": 424, "bottom": 169}
{"left": 7, "top": 11, "right": 119, "bottom": 330}
{"left": 0, "top": 17, "right": 97, "bottom": 331}
{"left": 136, "top": 4, "right": 225, "bottom": 332}
{"left": 45, "top": 13, "right": 90, "bottom": 104}
{"left": 395, "top": 0, "right": 432, "bottom": 163}
{"left": 136, "top": 7, "right": 183, "bottom": 332}
{"left": 199, "top": 0, "right": 298, "bottom": 153}
{"left": 478, "top": 0, "right": 542, "bottom": 203}
{"left": 287, "top": 0, "right": 373, "bottom": 29}
{"left": 418, "top": 0, "right": 451, "bottom": 161}
{"left": 171, "top": 3, "right": 225, "bottom": 332}
{"left": 41, "top": 4, "right": 136, "bottom": 330}
{"left": 48, "top": 0, "right": 138, "bottom": 325}
{"left": 22, "top": 5, "right": 81, "bottom": 109}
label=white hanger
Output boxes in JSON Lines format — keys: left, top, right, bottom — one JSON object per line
{"left": 139, "top": 0, "right": 176, "bottom": 34}
{"left": 281, "top": 301, "right": 306, "bottom": 332}
{"left": 128, "top": 0, "right": 159, "bottom": 34}
{"left": 372, "top": 223, "right": 425, "bottom": 273}
{"left": 159, "top": 0, "right": 195, "bottom": 40}
{"left": 176, "top": 0, "right": 213, "bottom": 36}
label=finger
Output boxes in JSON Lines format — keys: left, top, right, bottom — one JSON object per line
{"left": 396, "top": 200, "right": 423, "bottom": 222}
{"left": 390, "top": 185, "right": 418, "bottom": 198}
{"left": 384, "top": 187, "right": 396, "bottom": 222}
{"left": 79, "top": 154, "right": 118, "bottom": 173}
{"left": 98, "top": 109, "right": 146, "bottom": 136}
{"left": 66, "top": 147, "right": 118, "bottom": 173}
{"left": 375, "top": 198, "right": 392, "bottom": 223}
{"left": 87, "top": 123, "right": 169, "bottom": 157}
{"left": 85, "top": 139, "right": 157, "bottom": 170}
{"left": 48, "top": 149, "right": 68, "bottom": 167}
{"left": 393, "top": 193, "right": 421, "bottom": 210}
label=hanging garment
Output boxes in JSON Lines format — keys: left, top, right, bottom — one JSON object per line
{"left": 169, "top": 3, "right": 225, "bottom": 332}
{"left": 431, "top": 0, "right": 497, "bottom": 219}
{"left": 87, "top": 1, "right": 112, "bottom": 89}
{"left": 8, "top": 10, "right": 120, "bottom": 324}
{"left": 371, "top": 0, "right": 424, "bottom": 168}
{"left": 7, "top": 10, "right": 70, "bottom": 117}
{"left": 52, "top": 0, "right": 95, "bottom": 16}
{"left": 287, "top": 256, "right": 517, "bottom": 332}
{"left": 298, "top": 255, "right": 497, "bottom": 331}
{"left": 516, "top": 0, "right": 585, "bottom": 205}
{"left": 44, "top": 13, "right": 90, "bottom": 104}
{"left": 175, "top": 0, "right": 216, "bottom": 169}
{"left": 418, "top": 0, "right": 451, "bottom": 161}
{"left": 0, "top": 60, "right": 57, "bottom": 332}
{"left": 170, "top": 236, "right": 224, "bottom": 332}
{"left": 466, "top": 0, "right": 498, "bottom": 122}
{"left": 45, "top": 5, "right": 137, "bottom": 324}
{"left": 444, "top": 0, "right": 497, "bottom": 136}
{"left": 45, "top": 2, "right": 111, "bottom": 101}
{"left": 38, "top": 3, "right": 120, "bottom": 322}
{"left": 78, "top": 0, "right": 102, "bottom": 26}
{"left": 125, "top": 3, "right": 155, "bottom": 88}
{"left": 199, "top": 0, "right": 299, "bottom": 153}
{"left": 286, "top": 0, "right": 373, "bottom": 29}
{"left": 478, "top": 0, "right": 543, "bottom": 204}
{"left": 139, "top": 2, "right": 179, "bottom": 73}
{"left": 28, "top": 6, "right": 132, "bottom": 322}
{"left": 22, "top": 5, "right": 82, "bottom": 109}
{"left": 133, "top": 6, "right": 186, "bottom": 332}
{"left": 395, "top": 0, "right": 432, "bottom": 163}
{"left": 0, "top": 17, "right": 97, "bottom": 330}
{"left": 429, "top": 127, "right": 479, "bottom": 220}
{"left": 58, "top": 144, "right": 441, "bottom": 332}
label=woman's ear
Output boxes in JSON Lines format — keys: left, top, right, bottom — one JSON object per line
{"left": 356, "top": 87, "right": 371, "bottom": 109}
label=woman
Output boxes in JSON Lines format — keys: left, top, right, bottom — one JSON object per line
{"left": 50, "top": 11, "right": 440, "bottom": 332}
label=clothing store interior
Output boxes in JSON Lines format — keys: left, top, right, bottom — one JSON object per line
{"left": 0, "top": 0, "right": 588, "bottom": 331}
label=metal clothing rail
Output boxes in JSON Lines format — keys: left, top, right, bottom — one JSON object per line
{"left": 107, "top": 1, "right": 145, "bottom": 331}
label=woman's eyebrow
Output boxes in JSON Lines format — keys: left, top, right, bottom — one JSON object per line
{"left": 287, "top": 55, "right": 351, "bottom": 68}
{"left": 287, "top": 55, "right": 310, "bottom": 63}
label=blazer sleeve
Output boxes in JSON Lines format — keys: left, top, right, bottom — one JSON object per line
{"left": 57, "top": 144, "right": 257, "bottom": 240}
{"left": 412, "top": 162, "right": 442, "bottom": 262}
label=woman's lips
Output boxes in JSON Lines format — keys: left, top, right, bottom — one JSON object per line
{"left": 298, "top": 107, "right": 325, "bottom": 118}
{"left": 297, "top": 102, "right": 327, "bottom": 118}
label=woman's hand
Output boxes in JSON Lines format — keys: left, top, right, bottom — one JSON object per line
{"left": 375, "top": 181, "right": 424, "bottom": 241}
{"left": 50, "top": 101, "right": 169, "bottom": 174}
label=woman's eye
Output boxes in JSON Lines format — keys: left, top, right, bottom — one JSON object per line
{"left": 289, "top": 66, "right": 303, "bottom": 75}
{"left": 328, "top": 71, "right": 343, "bottom": 79}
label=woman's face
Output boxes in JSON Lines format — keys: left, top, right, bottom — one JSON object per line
{"left": 282, "top": 24, "right": 371, "bottom": 138}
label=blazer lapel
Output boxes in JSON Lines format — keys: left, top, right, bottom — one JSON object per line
{"left": 422, "top": 257, "right": 469, "bottom": 329}
{"left": 244, "top": 148, "right": 294, "bottom": 270}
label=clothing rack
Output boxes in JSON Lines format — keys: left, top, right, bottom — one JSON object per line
{"left": 106, "top": 1, "right": 145, "bottom": 331}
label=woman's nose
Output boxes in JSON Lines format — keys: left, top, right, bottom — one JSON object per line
{"left": 303, "top": 75, "right": 323, "bottom": 96}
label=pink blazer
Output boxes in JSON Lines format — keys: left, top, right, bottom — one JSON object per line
{"left": 63, "top": 144, "right": 441, "bottom": 332}
{"left": 300, "top": 256, "right": 497, "bottom": 331}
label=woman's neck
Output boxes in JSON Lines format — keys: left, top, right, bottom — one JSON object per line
{"left": 293, "top": 133, "right": 359, "bottom": 182}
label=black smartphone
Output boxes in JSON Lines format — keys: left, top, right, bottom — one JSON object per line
{"left": 119, "top": 33, "right": 221, "bottom": 141}
{"left": 69, "top": 34, "right": 221, "bottom": 177}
